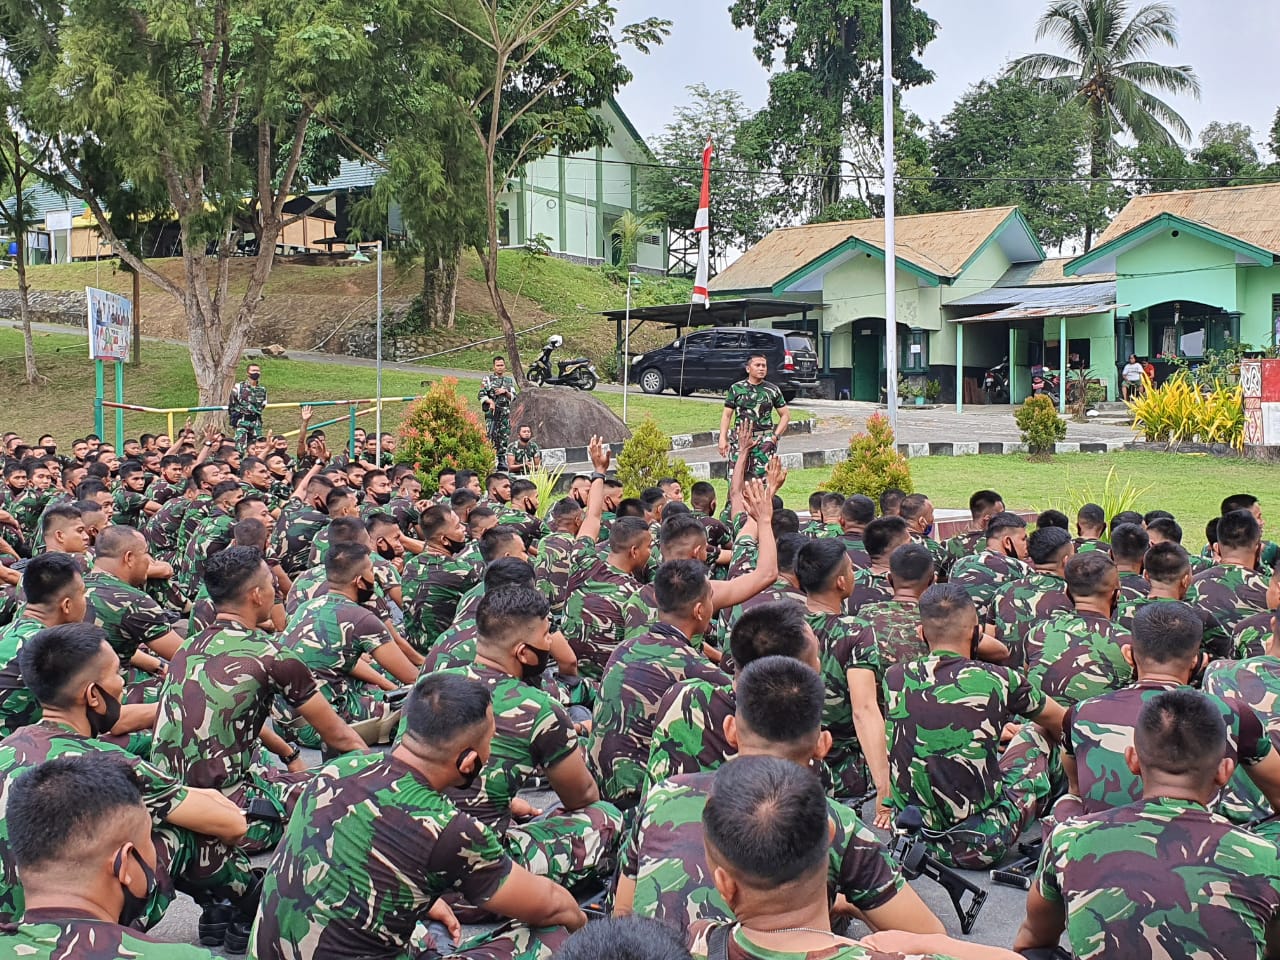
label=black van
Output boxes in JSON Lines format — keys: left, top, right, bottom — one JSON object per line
{"left": 629, "top": 327, "right": 819, "bottom": 401}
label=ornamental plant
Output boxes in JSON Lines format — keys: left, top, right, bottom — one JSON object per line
{"left": 1015, "top": 394, "right": 1067, "bottom": 460}
{"left": 615, "top": 415, "right": 697, "bottom": 498}
{"left": 827, "top": 412, "right": 913, "bottom": 500}
{"left": 395, "top": 378, "right": 494, "bottom": 482}
{"left": 1127, "top": 371, "right": 1244, "bottom": 450}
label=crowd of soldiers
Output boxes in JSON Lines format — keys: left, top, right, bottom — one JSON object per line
{"left": 0, "top": 360, "right": 1279, "bottom": 960}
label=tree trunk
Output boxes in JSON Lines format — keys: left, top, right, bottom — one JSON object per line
{"left": 1084, "top": 116, "right": 1108, "bottom": 253}
{"left": 14, "top": 232, "right": 37, "bottom": 385}
{"left": 481, "top": 244, "right": 524, "bottom": 380}
{"left": 421, "top": 250, "right": 459, "bottom": 330}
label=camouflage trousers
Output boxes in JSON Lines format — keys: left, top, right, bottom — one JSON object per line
{"left": 291, "top": 682, "right": 395, "bottom": 749}
{"left": 504, "top": 800, "right": 623, "bottom": 889}
{"left": 727, "top": 431, "right": 771, "bottom": 481}
{"left": 234, "top": 419, "right": 263, "bottom": 452}
{"left": 227, "top": 768, "right": 314, "bottom": 854}
{"left": 148, "top": 823, "right": 256, "bottom": 929}
{"left": 486, "top": 418, "right": 511, "bottom": 465}
{"left": 924, "top": 725, "right": 1063, "bottom": 870}
{"left": 431, "top": 920, "right": 568, "bottom": 960}
{"left": 825, "top": 742, "right": 870, "bottom": 801}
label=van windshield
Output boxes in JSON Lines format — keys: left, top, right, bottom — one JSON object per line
{"left": 785, "top": 334, "right": 815, "bottom": 354}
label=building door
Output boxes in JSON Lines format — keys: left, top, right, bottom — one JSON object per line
{"left": 852, "top": 324, "right": 882, "bottom": 402}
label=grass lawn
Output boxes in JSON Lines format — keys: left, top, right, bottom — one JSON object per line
{"left": 715, "top": 452, "right": 1280, "bottom": 551}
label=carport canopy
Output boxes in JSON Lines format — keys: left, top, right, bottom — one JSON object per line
{"left": 599, "top": 298, "right": 817, "bottom": 359}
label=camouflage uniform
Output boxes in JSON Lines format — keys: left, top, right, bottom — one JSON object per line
{"left": 144, "top": 494, "right": 196, "bottom": 564}
{"left": 736, "top": 581, "right": 807, "bottom": 620}
{"left": 400, "top": 550, "right": 481, "bottom": 653}
{"left": 943, "top": 529, "right": 986, "bottom": 566}
{"left": 948, "top": 550, "right": 1032, "bottom": 622}
{"left": 280, "top": 594, "right": 400, "bottom": 747}
{"left": 148, "top": 478, "right": 185, "bottom": 505}
{"left": 504, "top": 439, "right": 541, "bottom": 474}
{"left": 478, "top": 373, "right": 518, "bottom": 458}
{"left": 533, "top": 531, "right": 593, "bottom": 617}
{"left": 910, "top": 531, "right": 952, "bottom": 580}
{"left": 10, "top": 489, "right": 53, "bottom": 542}
{"left": 806, "top": 610, "right": 869, "bottom": 799}
{"left": 1232, "top": 608, "right": 1274, "bottom": 660}
{"left": 846, "top": 600, "right": 927, "bottom": 712}
{"left": 559, "top": 559, "right": 648, "bottom": 683}
{"left": 383, "top": 495, "right": 422, "bottom": 538}
{"left": 588, "top": 622, "right": 729, "bottom": 810}
{"left": 174, "top": 496, "right": 216, "bottom": 562}
{"left": 835, "top": 533, "right": 872, "bottom": 571}
{"left": 82, "top": 570, "right": 174, "bottom": 703}
{"left": 1203, "top": 656, "right": 1280, "bottom": 829}
{"left": 1064, "top": 680, "right": 1271, "bottom": 823}
{"left": 436, "top": 662, "right": 621, "bottom": 890}
{"left": 1186, "top": 563, "right": 1270, "bottom": 659}
{"left": 723, "top": 379, "right": 786, "bottom": 480}
{"left": 1023, "top": 609, "right": 1133, "bottom": 709}
{"left": 644, "top": 678, "right": 735, "bottom": 790}
{"left": 1072, "top": 537, "right": 1106, "bottom": 555}
{"left": 0, "top": 913, "right": 214, "bottom": 958}
{"left": 1117, "top": 569, "right": 1150, "bottom": 601}
{"left": 989, "top": 571, "right": 1070, "bottom": 666}
{"left": 112, "top": 486, "right": 151, "bottom": 528}
{"left": 495, "top": 506, "right": 549, "bottom": 549}
{"left": 624, "top": 770, "right": 903, "bottom": 930}
{"left": 1038, "top": 796, "right": 1280, "bottom": 960}
{"left": 847, "top": 568, "right": 892, "bottom": 614}
{"left": 151, "top": 618, "right": 320, "bottom": 852}
{"left": 884, "top": 651, "right": 1060, "bottom": 868}
{"left": 686, "top": 921, "right": 939, "bottom": 960}
{"left": 0, "top": 720, "right": 253, "bottom": 927}
{"left": 176, "top": 507, "right": 235, "bottom": 598}
{"left": 269, "top": 500, "right": 331, "bottom": 578}
{"left": 0, "top": 616, "right": 43, "bottom": 737}
{"left": 228, "top": 379, "right": 267, "bottom": 450}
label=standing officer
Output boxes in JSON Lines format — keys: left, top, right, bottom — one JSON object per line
{"left": 479, "top": 357, "right": 518, "bottom": 467}
{"left": 718, "top": 353, "right": 789, "bottom": 481}
{"left": 228, "top": 363, "right": 267, "bottom": 452}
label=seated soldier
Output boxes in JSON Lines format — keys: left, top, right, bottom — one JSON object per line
{"left": 899, "top": 493, "right": 950, "bottom": 577}
{"left": 38, "top": 503, "right": 91, "bottom": 563}
{"left": 884, "top": 583, "right": 1066, "bottom": 868}
{"left": 618, "top": 656, "right": 942, "bottom": 936}
{"left": 0, "top": 754, "right": 214, "bottom": 958}
{"left": 269, "top": 471, "right": 332, "bottom": 577}
{"left": 0, "top": 624, "right": 254, "bottom": 950}
{"left": 590, "top": 559, "right": 731, "bottom": 811}
{"left": 943, "top": 489, "right": 1004, "bottom": 563}
{"left": 251, "top": 674, "right": 587, "bottom": 960}
{"left": 280, "top": 543, "right": 419, "bottom": 747}
{"left": 400, "top": 505, "right": 481, "bottom": 652}
{"left": 687, "top": 755, "right": 1019, "bottom": 960}
{"left": 1186, "top": 509, "right": 1270, "bottom": 657}
{"left": 437, "top": 586, "right": 621, "bottom": 893}
{"left": 151, "top": 547, "right": 367, "bottom": 853}
{"left": 1114, "top": 540, "right": 1194, "bottom": 631}
{"left": 989, "top": 525, "right": 1074, "bottom": 660}
{"left": 847, "top": 516, "right": 910, "bottom": 612}
{"left": 1073, "top": 502, "right": 1107, "bottom": 553}
{"left": 834, "top": 495, "right": 874, "bottom": 569}
{"left": 1109, "top": 522, "right": 1151, "bottom": 600}
{"left": 555, "top": 916, "right": 691, "bottom": 960}
{"left": 1062, "top": 600, "right": 1280, "bottom": 834}
{"left": 1017, "top": 690, "right": 1280, "bottom": 960}
{"left": 949, "top": 511, "right": 1033, "bottom": 622}
{"left": 1023, "top": 552, "right": 1133, "bottom": 709}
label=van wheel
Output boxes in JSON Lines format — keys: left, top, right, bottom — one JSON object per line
{"left": 640, "top": 369, "right": 666, "bottom": 394}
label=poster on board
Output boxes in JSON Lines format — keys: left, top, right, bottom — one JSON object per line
{"left": 86, "top": 286, "right": 132, "bottom": 361}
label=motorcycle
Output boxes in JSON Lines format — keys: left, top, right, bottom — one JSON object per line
{"left": 1030, "top": 365, "right": 1059, "bottom": 402}
{"left": 982, "top": 358, "right": 1010, "bottom": 404}
{"left": 527, "top": 335, "right": 598, "bottom": 391}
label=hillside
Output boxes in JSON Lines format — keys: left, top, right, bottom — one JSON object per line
{"left": 0, "top": 249, "right": 694, "bottom": 373}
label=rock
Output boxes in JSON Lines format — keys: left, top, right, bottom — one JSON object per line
{"left": 260, "top": 343, "right": 288, "bottom": 358}
{"left": 510, "top": 387, "right": 631, "bottom": 448}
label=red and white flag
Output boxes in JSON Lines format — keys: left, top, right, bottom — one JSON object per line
{"left": 691, "top": 137, "right": 713, "bottom": 307}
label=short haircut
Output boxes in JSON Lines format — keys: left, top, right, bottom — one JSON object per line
{"left": 661, "top": 501, "right": 691, "bottom": 520}
{"left": 466, "top": 506, "right": 496, "bottom": 533}
{"left": 772, "top": 510, "right": 800, "bottom": 537}
{"left": 880, "top": 488, "right": 906, "bottom": 515}
{"left": 735, "top": 656, "right": 825, "bottom": 746}
{"left": 1217, "top": 510, "right": 1262, "bottom": 550}
{"left": 553, "top": 917, "right": 692, "bottom": 960}
{"left": 639, "top": 487, "right": 667, "bottom": 511}
{"left": 40, "top": 503, "right": 82, "bottom": 538}
{"left": 1036, "top": 509, "right": 1070, "bottom": 531}
{"left": 418, "top": 505, "right": 456, "bottom": 541}
{"left": 476, "top": 585, "right": 549, "bottom": 646}
{"left": 730, "top": 602, "right": 811, "bottom": 669}
{"left": 22, "top": 553, "right": 80, "bottom": 607}
{"left": 92, "top": 524, "right": 145, "bottom": 559}
{"left": 840, "top": 495, "right": 875, "bottom": 526}
{"left": 1222, "top": 494, "right": 1258, "bottom": 516}
{"left": 986, "top": 511, "right": 1027, "bottom": 539}
{"left": 1110, "top": 523, "right": 1150, "bottom": 563}
{"left": 328, "top": 516, "right": 368, "bottom": 545}
{"left": 402, "top": 674, "right": 492, "bottom": 750}
{"left": 703, "top": 755, "right": 829, "bottom": 888}
{"left": 450, "top": 489, "right": 479, "bottom": 511}
{"left": 1027, "top": 526, "right": 1073, "bottom": 565}
{"left": 455, "top": 470, "right": 478, "bottom": 490}
{"left": 653, "top": 559, "right": 710, "bottom": 615}
{"left": 1110, "top": 510, "right": 1144, "bottom": 534}
{"left": 1131, "top": 600, "right": 1203, "bottom": 664}
{"left": 325, "top": 542, "right": 371, "bottom": 583}
{"left": 364, "top": 512, "right": 398, "bottom": 535}
{"left": 234, "top": 495, "right": 268, "bottom": 519}
{"left": 607, "top": 516, "right": 650, "bottom": 552}
{"left": 482, "top": 557, "right": 536, "bottom": 591}
{"left": 485, "top": 473, "right": 509, "bottom": 491}
{"left": 659, "top": 513, "right": 706, "bottom": 551}
{"left": 808, "top": 491, "right": 826, "bottom": 513}
{"left": 437, "top": 467, "right": 457, "bottom": 481}
{"left": 479, "top": 526, "right": 524, "bottom": 563}
{"left": 794, "top": 538, "right": 847, "bottom": 594}
{"left": 9, "top": 754, "right": 145, "bottom": 872}
{"left": 232, "top": 518, "right": 268, "bottom": 548}
{"left": 1145, "top": 542, "right": 1191, "bottom": 585}
{"left": 820, "top": 492, "right": 846, "bottom": 514}
{"left": 1135, "top": 689, "right": 1227, "bottom": 781}
{"left": 117, "top": 460, "right": 143, "bottom": 479}
{"left": 1205, "top": 518, "right": 1219, "bottom": 547}
{"left": 204, "top": 546, "right": 268, "bottom": 604}
{"left": 863, "top": 516, "right": 910, "bottom": 559}
{"left": 888, "top": 543, "right": 934, "bottom": 585}
{"left": 1077, "top": 503, "right": 1106, "bottom": 529}
{"left": 1064, "top": 552, "right": 1116, "bottom": 597}
{"left": 898, "top": 493, "right": 931, "bottom": 523}
{"left": 550, "top": 497, "right": 583, "bottom": 523}
{"left": 361, "top": 469, "right": 387, "bottom": 491}
{"left": 918, "top": 583, "right": 977, "bottom": 635}
{"left": 325, "top": 488, "right": 354, "bottom": 514}
{"left": 690, "top": 482, "right": 716, "bottom": 510}
{"left": 776, "top": 533, "right": 806, "bottom": 574}
{"left": 1147, "top": 517, "right": 1183, "bottom": 544}
{"left": 1144, "top": 510, "right": 1175, "bottom": 525}
{"left": 969, "top": 489, "right": 1002, "bottom": 516}
{"left": 509, "top": 478, "right": 537, "bottom": 499}
{"left": 20, "top": 624, "right": 110, "bottom": 707}
{"left": 615, "top": 498, "right": 646, "bottom": 519}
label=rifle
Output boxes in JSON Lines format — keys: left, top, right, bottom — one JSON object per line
{"left": 888, "top": 806, "right": 987, "bottom": 934}
{"left": 990, "top": 838, "right": 1043, "bottom": 891}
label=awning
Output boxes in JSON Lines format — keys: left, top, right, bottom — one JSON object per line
{"left": 599, "top": 297, "right": 816, "bottom": 329}
{"left": 956, "top": 302, "right": 1122, "bottom": 324}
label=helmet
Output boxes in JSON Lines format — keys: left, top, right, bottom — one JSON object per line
{"left": 547, "top": 335, "right": 564, "bottom": 348}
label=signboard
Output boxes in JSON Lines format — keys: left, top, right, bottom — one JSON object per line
{"left": 86, "top": 286, "right": 132, "bottom": 361}
{"left": 1241, "top": 358, "right": 1280, "bottom": 446}
{"left": 45, "top": 210, "right": 73, "bottom": 232}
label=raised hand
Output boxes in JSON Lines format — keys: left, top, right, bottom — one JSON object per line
{"left": 588, "top": 435, "right": 612, "bottom": 473}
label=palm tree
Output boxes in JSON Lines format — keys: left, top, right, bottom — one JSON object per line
{"left": 609, "top": 211, "right": 664, "bottom": 271}
{"left": 1009, "top": 0, "right": 1200, "bottom": 248}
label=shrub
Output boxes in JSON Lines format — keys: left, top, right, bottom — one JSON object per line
{"left": 826, "top": 413, "right": 913, "bottom": 500}
{"left": 1050, "top": 466, "right": 1152, "bottom": 520}
{"left": 1015, "top": 395, "right": 1067, "bottom": 459}
{"left": 615, "top": 416, "right": 697, "bottom": 498}
{"left": 395, "top": 377, "right": 495, "bottom": 482}
{"left": 1127, "top": 372, "right": 1243, "bottom": 450}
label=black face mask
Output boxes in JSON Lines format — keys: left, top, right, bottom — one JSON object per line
{"left": 43, "top": 445, "right": 57, "bottom": 456}
{"left": 455, "top": 749, "right": 484, "bottom": 790}
{"left": 355, "top": 578, "right": 376, "bottom": 605}
{"left": 370, "top": 490, "right": 391, "bottom": 506}
{"left": 519, "top": 643, "right": 552, "bottom": 684}
{"left": 87, "top": 683, "right": 122, "bottom": 738}
{"left": 248, "top": 371, "right": 260, "bottom": 381}
{"left": 443, "top": 535, "right": 468, "bottom": 556}
{"left": 376, "top": 540, "right": 398, "bottom": 561}
{"left": 114, "top": 847, "right": 157, "bottom": 928}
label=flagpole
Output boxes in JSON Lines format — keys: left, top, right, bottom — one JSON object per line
{"left": 882, "top": 0, "right": 899, "bottom": 433}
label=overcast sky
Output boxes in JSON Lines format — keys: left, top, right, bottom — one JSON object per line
{"left": 613, "top": 0, "right": 1278, "bottom": 157}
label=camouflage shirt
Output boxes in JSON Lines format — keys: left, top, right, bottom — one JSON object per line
{"left": 560, "top": 559, "right": 648, "bottom": 681}
{"left": 504, "top": 440, "right": 541, "bottom": 472}
{"left": 847, "top": 568, "right": 892, "bottom": 614}
{"left": 82, "top": 570, "right": 172, "bottom": 667}
{"left": 687, "top": 921, "right": 948, "bottom": 960}
{"left": 943, "top": 529, "right": 986, "bottom": 565}
{"left": 884, "top": 652, "right": 1046, "bottom": 830}
{"left": 381, "top": 496, "right": 422, "bottom": 537}
{"left": 988, "top": 571, "right": 1070, "bottom": 665}
{"left": 1039, "top": 797, "right": 1280, "bottom": 960}
{"left": 269, "top": 501, "right": 330, "bottom": 577}
{"left": 0, "top": 911, "right": 213, "bottom": 958}
{"left": 177, "top": 508, "right": 235, "bottom": 595}
{"left": 644, "top": 678, "right": 735, "bottom": 790}
{"left": 400, "top": 550, "right": 481, "bottom": 652}
{"left": 151, "top": 618, "right": 319, "bottom": 791}
{"left": 1117, "top": 569, "right": 1150, "bottom": 600}
{"left": 1064, "top": 680, "right": 1271, "bottom": 820}
{"left": 144, "top": 494, "right": 196, "bottom": 562}
{"left": 723, "top": 379, "right": 786, "bottom": 433}
{"left": 948, "top": 551, "right": 1032, "bottom": 622}
{"left": 533, "top": 532, "right": 593, "bottom": 616}
{"left": 1023, "top": 609, "right": 1133, "bottom": 709}
{"left": 1202, "top": 656, "right": 1280, "bottom": 823}
{"left": 9, "top": 489, "right": 53, "bottom": 541}
{"left": 251, "top": 752, "right": 513, "bottom": 960}
{"left": 589, "top": 622, "right": 729, "bottom": 809}
{"left": 624, "top": 770, "right": 902, "bottom": 930}
{"left": 847, "top": 600, "right": 927, "bottom": 711}
{"left": 281, "top": 594, "right": 395, "bottom": 711}
{"left": 1232, "top": 609, "right": 1274, "bottom": 660}
{"left": 0, "top": 616, "right": 43, "bottom": 737}
{"left": 806, "top": 610, "right": 867, "bottom": 798}
{"left": 112, "top": 486, "right": 151, "bottom": 528}
{"left": 1186, "top": 563, "right": 1269, "bottom": 658}
{"left": 229, "top": 380, "right": 267, "bottom": 425}
{"left": 478, "top": 373, "right": 518, "bottom": 414}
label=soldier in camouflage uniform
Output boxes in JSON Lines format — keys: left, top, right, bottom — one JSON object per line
{"left": 1109, "top": 521, "right": 1151, "bottom": 600}
{"left": 899, "top": 493, "right": 952, "bottom": 579}
{"left": 151, "top": 549, "right": 367, "bottom": 853}
{"left": 618, "top": 658, "right": 936, "bottom": 936}
{"left": 504, "top": 425, "right": 541, "bottom": 475}
{"left": 267, "top": 470, "right": 332, "bottom": 578}
{"left": 112, "top": 461, "right": 159, "bottom": 528}
{"left": 401, "top": 504, "right": 481, "bottom": 652}
{"left": 883, "top": 583, "right": 1066, "bottom": 868}
{"left": 227, "top": 363, "right": 267, "bottom": 451}
{"left": 1185, "top": 509, "right": 1270, "bottom": 658}
{"left": 942, "top": 489, "right": 1003, "bottom": 568}
{"left": 1017, "top": 690, "right": 1280, "bottom": 960}
{"left": 833, "top": 495, "right": 873, "bottom": 570}
{"left": 9, "top": 460, "right": 56, "bottom": 544}
{"left": 175, "top": 481, "right": 243, "bottom": 599}
{"left": 479, "top": 356, "right": 518, "bottom": 464}
{"left": 718, "top": 353, "right": 789, "bottom": 480}
{"left": 0, "top": 624, "right": 255, "bottom": 942}
{"left": 250, "top": 673, "right": 587, "bottom": 960}
{"left": 1023, "top": 552, "right": 1133, "bottom": 709}
{"left": 948, "top": 511, "right": 1032, "bottom": 622}
{"left": 847, "top": 516, "right": 910, "bottom": 613}
{"left": 988, "top": 525, "right": 1074, "bottom": 664}
{"left": 0, "top": 753, "right": 215, "bottom": 959}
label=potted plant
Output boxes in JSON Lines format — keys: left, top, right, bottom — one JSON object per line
{"left": 925, "top": 379, "right": 941, "bottom": 404}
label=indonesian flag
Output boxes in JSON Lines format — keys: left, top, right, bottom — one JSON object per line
{"left": 692, "top": 137, "right": 713, "bottom": 307}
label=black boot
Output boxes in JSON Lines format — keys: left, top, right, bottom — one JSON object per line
{"left": 198, "top": 900, "right": 234, "bottom": 946}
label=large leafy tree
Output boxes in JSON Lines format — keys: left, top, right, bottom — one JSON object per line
{"left": 1008, "top": 0, "right": 1200, "bottom": 248}
{"left": 729, "top": 0, "right": 938, "bottom": 221}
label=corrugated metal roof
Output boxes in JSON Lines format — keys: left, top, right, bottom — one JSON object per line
{"left": 996, "top": 258, "right": 1115, "bottom": 287}
{"left": 956, "top": 302, "right": 1118, "bottom": 324}
{"left": 0, "top": 181, "right": 82, "bottom": 222}
{"left": 950, "top": 280, "right": 1117, "bottom": 310}
{"left": 1095, "top": 182, "right": 1280, "bottom": 254}
{"left": 306, "top": 158, "right": 384, "bottom": 194}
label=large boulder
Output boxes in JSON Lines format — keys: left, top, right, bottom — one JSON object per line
{"left": 510, "top": 387, "right": 631, "bottom": 448}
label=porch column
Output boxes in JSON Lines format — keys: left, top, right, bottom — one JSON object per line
{"left": 1008, "top": 326, "right": 1016, "bottom": 402}
{"left": 1058, "top": 314, "right": 1067, "bottom": 414}
{"left": 955, "top": 321, "right": 964, "bottom": 413}
{"left": 821, "top": 331, "right": 833, "bottom": 375}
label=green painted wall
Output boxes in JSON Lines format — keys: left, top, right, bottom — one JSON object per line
{"left": 1117, "top": 231, "right": 1239, "bottom": 314}
{"left": 1242, "top": 266, "right": 1280, "bottom": 348}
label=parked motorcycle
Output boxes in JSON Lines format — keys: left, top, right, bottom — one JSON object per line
{"left": 527, "top": 335, "right": 598, "bottom": 391}
{"left": 982, "top": 358, "right": 1010, "bottom": 404}
{"left": 1030, "top": 365, "right": 1059, "bottom": 402}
